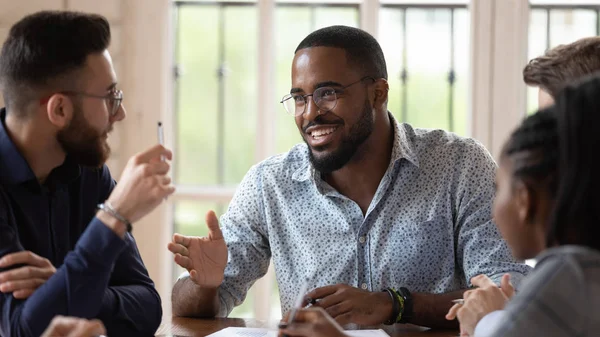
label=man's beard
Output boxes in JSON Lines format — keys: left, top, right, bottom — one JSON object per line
{"left": 306, "top": 99, "right": 374, "bottom": 174}
{"left": 57, "top": 104, "right": 111, "bottom": 168}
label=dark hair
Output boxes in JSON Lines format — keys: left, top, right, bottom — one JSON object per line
{"left": 295, "top": 25, "right": 387, "bottom": 80}
{"left": 501, "top": 108, "right": 558, "bottom": 194}
{"left": 502, "top": 75, "right": 600, "bottom": 251}
{"left": 548, "top": 75, "right": 600, "bottom": 250}
{"left": 523, "top": 36, "right": 600, "bottom": 97}
{"left": 0, "top": 11, "right": 111, "bottom": 114}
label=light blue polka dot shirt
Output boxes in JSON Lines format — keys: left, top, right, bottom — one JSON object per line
{"left": 217, "top": 116, "right": 532, "bottom": 316}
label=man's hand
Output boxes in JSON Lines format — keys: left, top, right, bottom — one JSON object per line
{"left": 0, "top": 251, "right": 56, "bottom": 299}
{"left": 305, "top": 284, "right": 393, "bottom": 326}
{"left": 445, "top": 274, "right": 512, "bottom": 336}
{"left": 41, "top": 316, "right": 106, "bottom": 337}
{"left": 105, "top": 144, "right": 175, "bottom": 226}
{"left": 279, "top": 307, "right": 347, "bottom": 337}
{"left": 167, "top": 211, "right": 228, "bottom": 288}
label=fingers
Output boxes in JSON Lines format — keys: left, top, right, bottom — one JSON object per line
{"left": 13, "top": 288, "right": 35, "bottom": 299}
{"left": 287, "top": 308, "right": 322, "bottom": 323}
{"left": 0, "top": 278, "right": 46, "bottom": 293}
{"left": 42, "top": 316, "right": 80, "bottom": 336}
{"left": 41, "top": 316, "right": 104, "bottom": 337}
{"left": 500, "top": 274, "right": 515, "bottom": 298}
{"left": 314, "top": 292, "right": 344, "bottom": 310}
{"left": 0, "top": 251, "right": 49, "bottom": 268}
{"left": 66, "top": 319, "right": 106, "bottom": 337}
{"left": 0, "top": 266, "right": 55, "bottom": 283}
{"left": 173, "top": 233, "right": 192, "bottom": 247}
{"left": 190, "top": 269, "right": 199, "bottom": 281}
{"left": 133, "top": 144, "right": 173, "bottom": 164}
{"left": 463, "top": 289, "right": 475, "bottom": 300}
{"left": 161, "top": 176, "right": 172, "bottom": 185}
{"left": 174, "top": 254, "right": 193, "bottom": 270}
{"left": 157, "top": 183, "right": 176, "bottom": 199}
{"left": 305, "top": 284, "right": 342, "bottom": 302}
{"left": 167, "top": 242, "right": 189, "bottom": 256}
{"left": 333, "top": 311, "right": 354, "bottom": 326}
{"left": 470, "top": 274, "right": 496, "bottom": 288}
{"left": 445, "top": 303, "right": 462, "bottom": 320}
{"left": 324, "top": 301, "right": 351, "bottom": 319}
{"left": 280, "top": 323, "right": 314, "bottom": 337}
{"left": 206, "top": 211, "right": 223, "bottom": 241}
{"left": 142, "top": 161, "right": 170, "bottom": 176}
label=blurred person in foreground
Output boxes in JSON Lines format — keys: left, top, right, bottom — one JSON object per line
{"left": 444, "top": 75, "right": 600, "bottom": 336}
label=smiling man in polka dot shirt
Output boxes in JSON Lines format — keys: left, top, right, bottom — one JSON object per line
{"left": 168, "top": 25, "right": 531, "bottom": 329}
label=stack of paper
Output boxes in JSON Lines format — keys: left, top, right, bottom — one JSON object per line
{"left": 206, "top": 327, "right": 390, "bottom": 337}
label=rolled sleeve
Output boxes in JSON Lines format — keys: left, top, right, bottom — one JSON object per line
{"left": 454, "top": 140, "right": 531, "bottom": 287}
{"left": 218, "top": 165, "right": 271, "bottom": 317}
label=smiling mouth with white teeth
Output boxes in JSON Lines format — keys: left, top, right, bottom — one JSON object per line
{"left": 309, "top": 126, "right": 339, "bottom": 139}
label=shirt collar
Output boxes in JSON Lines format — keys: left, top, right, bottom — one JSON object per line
{"left": 292, "top": 112, "right": 419, "bottom": 183}
{"left": 0, "top": 108, "right": 81, "bottom": 187}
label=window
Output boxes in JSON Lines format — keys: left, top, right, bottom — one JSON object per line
{"left": 172, "top": 0, "right": 471, "bottom": 320}
{"left": 379, "top": 3, "right": 469, "bottom": 135}
{"left": 527, "top": 1, "right": 600, "bottom": 113}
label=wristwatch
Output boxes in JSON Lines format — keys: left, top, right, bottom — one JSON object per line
{"left": 397, "top": 287, "right": 413, "bottom": 323}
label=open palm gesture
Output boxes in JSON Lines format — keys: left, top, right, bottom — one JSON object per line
{"left": 168, "top": 211, "right": 228, "bottom": 288}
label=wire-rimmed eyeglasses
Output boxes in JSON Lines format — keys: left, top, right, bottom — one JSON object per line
{"left": 280, "top": 76, "right": 374, "bottom": 117}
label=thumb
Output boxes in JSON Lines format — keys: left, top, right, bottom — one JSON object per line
{"left": 500, "top": 274, "right": 515, "bottom": 298}
{"left": 206, "top": 210, "right": 223, "bottom": 240}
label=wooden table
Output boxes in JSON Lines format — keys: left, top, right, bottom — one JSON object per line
{"left": 155, "top": 317, "right": 459, "bottom": 337}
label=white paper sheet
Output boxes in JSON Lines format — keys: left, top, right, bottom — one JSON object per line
{"left": 206, "top": 327, "right": 390, "bottom": 337}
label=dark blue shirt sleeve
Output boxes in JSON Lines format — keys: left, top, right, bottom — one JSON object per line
{"left": 0, "top": 165, "right": 162, "bottom": 337}
{"left": 95, "top": 232, "right": 162, "bottom": 335}
{"left": 0, "top": 215, "right": 127, "bottom": 337}
{"left": 94, "top": 165, "right": 162, "bottom": 336}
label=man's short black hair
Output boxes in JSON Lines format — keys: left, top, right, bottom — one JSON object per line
{"left": 295, "top": 25, "right": 388, "bottom": 80}
{"left": 0, "top": 11, "right": 111, "bottom": 114}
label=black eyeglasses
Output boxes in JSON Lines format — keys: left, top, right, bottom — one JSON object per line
{"left": 280, "top": 76, "right": 374, "bottom": 117}
{"left": 41, "top": 90, "right": 124, "bottom": 117}
{"left": 62, "top": 90, "right": 124, "bottom": 117}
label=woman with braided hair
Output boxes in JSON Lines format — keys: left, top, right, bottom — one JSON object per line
{"left": 444, "top": 75, "right": 600, "bottom": 337}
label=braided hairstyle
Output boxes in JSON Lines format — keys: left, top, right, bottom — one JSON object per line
{"left": 501, "top": 107, "right": 559, "bottom": 198}
{"left": 548, "top": 75, "right": 600, "bottom": 250}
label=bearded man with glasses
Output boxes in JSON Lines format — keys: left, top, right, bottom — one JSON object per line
{"left": 0, "top": 11, "right": 175, "bottom": 337}
{"left": 170, "top": 25, "right": 530, "bottom": 329}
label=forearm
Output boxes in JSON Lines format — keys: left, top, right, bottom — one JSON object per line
{"left": 2, "top": 219, "right": 124, "bottom": 336}
{"left": 409, "top": 290, "right": 466, "bottom": 329}
{"left": 97, "top": 285, "right": 162, "bottom": 335}
{"left": 172, "top": 277, "right": 221, "bottom": 318}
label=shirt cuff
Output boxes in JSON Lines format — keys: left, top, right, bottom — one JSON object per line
{"left": 488, "top": 272, "right": 528, "bottom": 291}
{"left": 474, "top": 310, "right": 505, "bottom": 337}
{"left": 75, "top": 217, "right": 128, "bottom": 267}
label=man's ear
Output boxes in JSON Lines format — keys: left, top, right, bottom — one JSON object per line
{"left": 46, "top": 94, "right": 74, "bottom": 129}
{"left": 514, "top": 180, "right": 536, "bottom": 226}
{"left": 372, "top": 78, "right": 389, "bottom": 109}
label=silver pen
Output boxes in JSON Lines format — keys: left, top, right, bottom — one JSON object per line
{"left": 157, "top": 121, "right": 165, "bottom": 161}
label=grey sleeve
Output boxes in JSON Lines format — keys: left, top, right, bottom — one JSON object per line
{"left": 489, "top": 256, "right": 589, "bottom": 337}
{"left": 454, "top": 140, "right": 531, "bottom": 287}
{"left": 217, "top": 165, "right": 271, "bottom": 317}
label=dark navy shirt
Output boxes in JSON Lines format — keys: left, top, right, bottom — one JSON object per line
{"left": 0, "top": 108, "right": 161, "bottom": 337}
